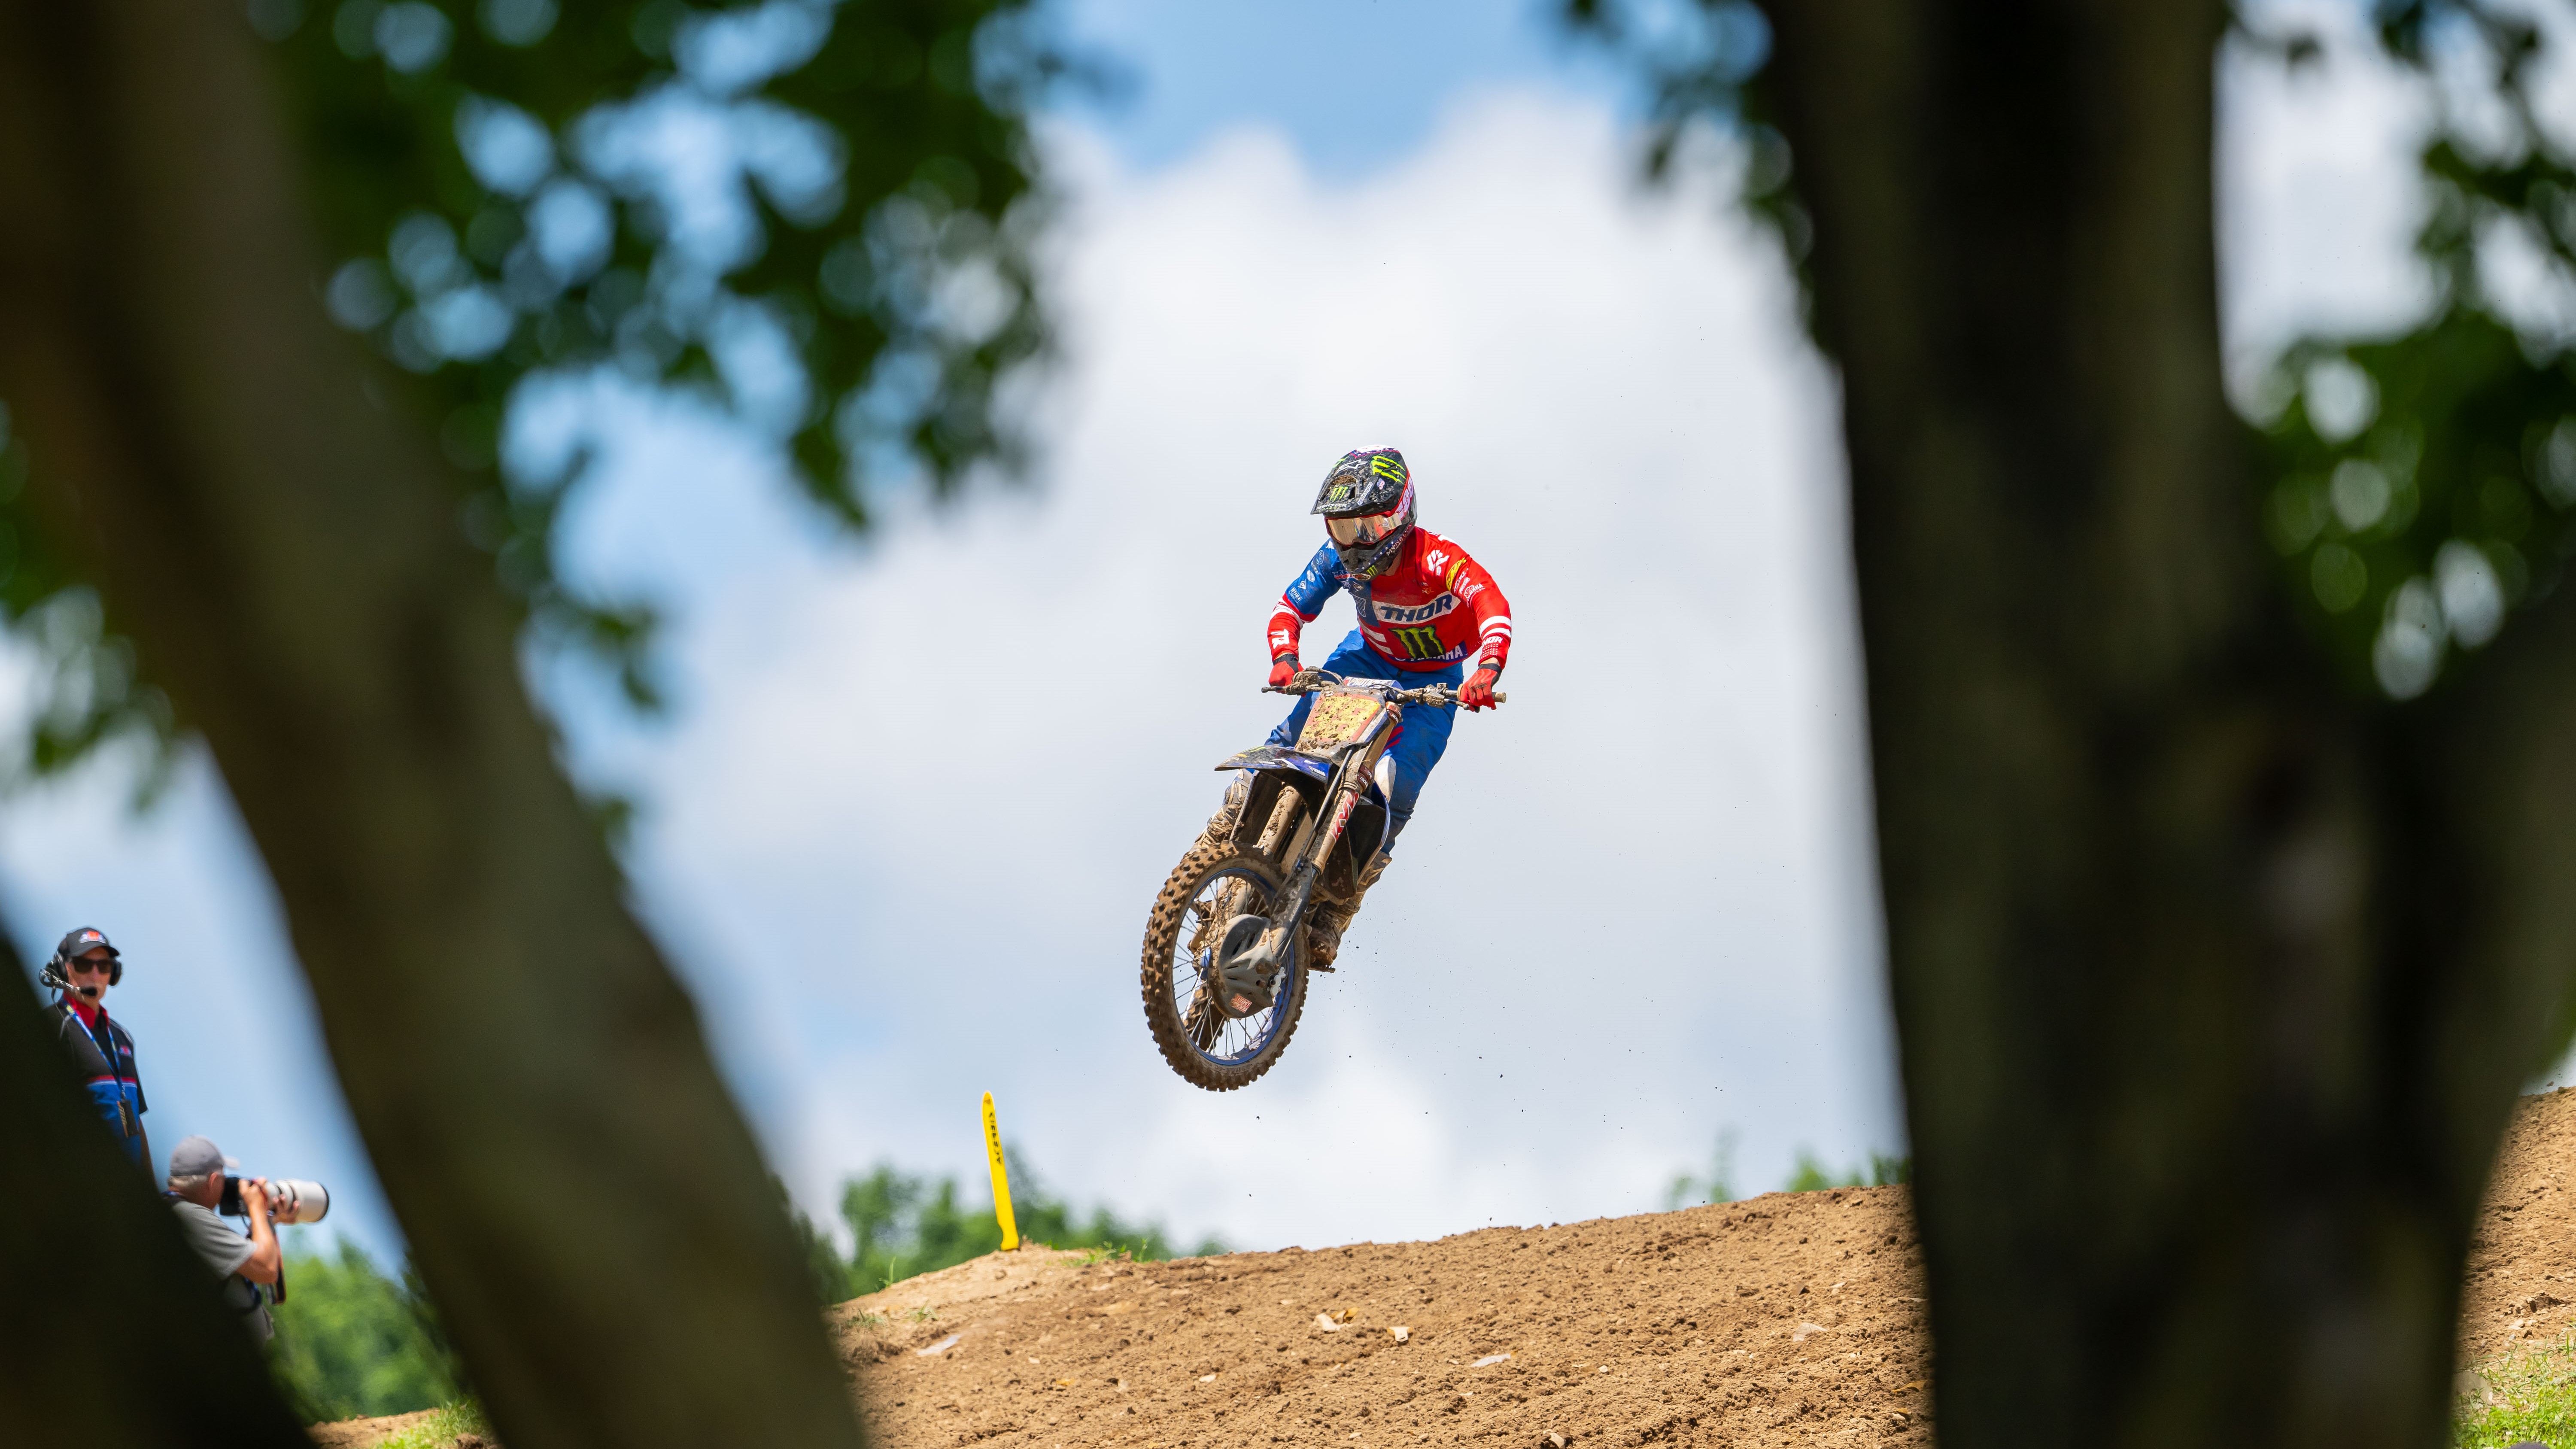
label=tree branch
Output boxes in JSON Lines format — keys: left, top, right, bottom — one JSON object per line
{"left": 0, "top": 5, "right": 864, "bottom": 1445}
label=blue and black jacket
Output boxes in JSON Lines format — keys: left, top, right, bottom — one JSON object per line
{"left": 49, "top": 1000, "right": 146, "bottom": 1163}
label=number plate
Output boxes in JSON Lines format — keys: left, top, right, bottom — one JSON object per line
{"left": 1297, "top": 692, "right": 1384, "bottom": 751}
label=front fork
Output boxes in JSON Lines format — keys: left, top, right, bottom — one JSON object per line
{"left": 1238, "top": 708, "right": 1400, "bottom": 972}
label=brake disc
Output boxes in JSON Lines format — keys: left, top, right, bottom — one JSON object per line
{"left": 1211, "top": 913, "right": 1280, "bottom": 1018}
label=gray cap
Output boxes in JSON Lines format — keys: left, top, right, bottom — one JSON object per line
{"left": 167, "top": 1135, "right": 224, "bottom": 1178}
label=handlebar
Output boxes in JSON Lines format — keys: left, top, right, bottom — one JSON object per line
{"left": 1262, "top": 671, "right": 1507, "bottom": 707}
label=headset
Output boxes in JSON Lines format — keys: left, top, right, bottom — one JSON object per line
{"left": 42, "top": 927, "right": 122, "bottom": 997}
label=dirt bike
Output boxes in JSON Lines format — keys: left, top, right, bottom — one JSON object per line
{"left": 1139, "top": 669, "right": 1503, "bottom": 1091}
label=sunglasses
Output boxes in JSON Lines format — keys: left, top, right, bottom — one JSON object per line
{"left": 67, "top": 957, "right": 114, "bottom": 974}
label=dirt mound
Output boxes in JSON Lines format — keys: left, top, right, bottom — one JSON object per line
{"left": 313, "top": 1090, "right": 2576, "bottom": 1447}
{"left": 2461, "top": 1086, "right": 2576, "bottom": 1364}
{"left": 308, "top": 1409, "right": 436, "bottom": 1446}
{"left": 837, "top": 1187, "right": 1929, "bottom": 1448}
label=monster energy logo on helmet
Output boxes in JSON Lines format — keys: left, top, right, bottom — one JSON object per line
{"left": 1312, "top": 447, "right": 1417, "bottom": 580}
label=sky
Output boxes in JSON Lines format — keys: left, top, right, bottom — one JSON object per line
{"left": 0, "top": 0, "right": 2488, "bottom": 1265}
{"left": 1047, "top": 0, "right": 1633, "bottom": 175}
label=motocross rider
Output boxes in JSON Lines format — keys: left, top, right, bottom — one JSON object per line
{"left": 1213, "top": 447, "right": 1510, "bottom": 968}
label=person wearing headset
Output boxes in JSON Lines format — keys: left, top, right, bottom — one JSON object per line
{"left": 43, "top": 926, "right": 150, "bottom": 1172}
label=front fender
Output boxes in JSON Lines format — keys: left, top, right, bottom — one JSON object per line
{"left": 1217, "top": 746, "right": 1387, "bottom": 806}
{"left": 1217, "top": 745, "right": 1334, "bottom": 784}
{"left": 1215, "top": 746, "right": 1388, "bottom": 870}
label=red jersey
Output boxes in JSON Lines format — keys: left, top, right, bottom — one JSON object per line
{"left": 1268, "top": 529, "right": 1513, "bottom": 674}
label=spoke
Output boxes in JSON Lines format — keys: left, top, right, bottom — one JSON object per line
{"left": 1170, "top": 864, "right": 1293, "bottom": 1066}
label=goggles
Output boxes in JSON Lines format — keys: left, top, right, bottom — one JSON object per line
{"left": 1326, "top": 510, "right": 1403, "bottom": 548}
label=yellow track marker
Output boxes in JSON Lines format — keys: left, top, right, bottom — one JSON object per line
{"left": 983, "top": 1091, "right": 1019, "bottom": 1251}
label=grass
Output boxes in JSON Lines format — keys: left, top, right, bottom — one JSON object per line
{"left": 374, "top": 1400, "right": 489, "bottom": 1449}
{"left": 2457, "top": 1331, "right": 2576, "bottom": 1447}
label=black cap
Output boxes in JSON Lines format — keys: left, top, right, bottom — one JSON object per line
{"left": 56, "top": 927, "right": 117, "bottom": 960}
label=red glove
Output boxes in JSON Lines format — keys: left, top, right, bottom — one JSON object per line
{"left": 1460, "top": 662, "right": 1502, "bottom": 711}
{"left": 1268, "top": 656, "right": 1300, "bottom": 688}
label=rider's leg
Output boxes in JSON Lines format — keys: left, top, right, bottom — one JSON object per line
{"left": 1304, "top": 651, "right": 1462, "bottom": 966}
{"left": 1376, "top": 681, "right": 1459, "bottom": 840}
{"left": 1195, "top": 769, "right": 1254, "bottom": 853}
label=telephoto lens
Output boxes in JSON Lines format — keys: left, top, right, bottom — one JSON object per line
{"left": 219, "top": 1176, "right": 331, "bottom": 1224}
{"left": 266, "top": 1179, "right": 330, "bottom": 1224}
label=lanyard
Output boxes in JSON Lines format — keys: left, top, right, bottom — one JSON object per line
{"left": 78, "top": 1010, "right": 127, "bottom": 1081}
{"left": 69, "top": 1007, "right": 137, "bottom": 1136}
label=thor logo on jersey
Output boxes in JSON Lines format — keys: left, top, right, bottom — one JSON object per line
{"left": 1370, "top": 594, "right": 1459, "bottom": 626}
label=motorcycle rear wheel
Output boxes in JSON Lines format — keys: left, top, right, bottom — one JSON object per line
{"left": 1141, "top": 843, "right": 1309, "bottom": 1091}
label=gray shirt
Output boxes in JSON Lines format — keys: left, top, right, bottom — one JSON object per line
{"left": 170, "top": 1200, "right": 272, "bottom": 1341}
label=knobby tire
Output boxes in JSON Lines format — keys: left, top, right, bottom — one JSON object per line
{"left": 1140, "top": 843, "right": 1309, "bottom": 1091}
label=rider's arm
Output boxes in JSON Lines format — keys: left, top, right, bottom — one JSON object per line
{"left": 1447, "top": 552, "right": 1512, "bottom": 672}
{"left": 1270, "top": 544, "right": 1342, "bottom": 667}
{"left": 1266, "top": 598, "right": 1303, "bottom": 667}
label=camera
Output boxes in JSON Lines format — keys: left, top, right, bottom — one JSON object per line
{"left": 218, "top": 1176, "right": 331, "bottom": 1225}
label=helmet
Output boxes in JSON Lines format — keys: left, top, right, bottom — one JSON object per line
{"left": 1312, "top": 447, "right": 1416, "bottom": 579}
{"left": 44, "top": 926, "right": 122, "bottom": 991}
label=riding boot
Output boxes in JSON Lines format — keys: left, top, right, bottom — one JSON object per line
{"left": 1305, "top": 851, "right": 1390, "bottom": 972}
{"left": 1195, "top": 771, "right": 1252, "bottom": 854}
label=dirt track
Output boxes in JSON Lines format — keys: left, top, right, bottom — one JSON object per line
{"left": 311, "top": 1088, "right": 2576, "bottom": 1448}
{"left": 2461, "top": 1086, "right": 2576, "bottom": 1364}
{"left": 835, "top": 1187, "right": 1929, "bottom": 1449}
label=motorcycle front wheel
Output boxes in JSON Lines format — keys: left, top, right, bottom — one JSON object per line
{"left": 1140, "top": 843, "right": 1309, "bottom": 1091}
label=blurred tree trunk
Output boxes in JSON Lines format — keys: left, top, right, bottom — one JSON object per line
{"left": 0, "top": 6, "right": 865, "bottom": 1448}
{"left": 1763, "top": 3, "right": 2576, "bottom": 1445}
{"left": 0, "top": 922, "right": 313, "bottom": 1446}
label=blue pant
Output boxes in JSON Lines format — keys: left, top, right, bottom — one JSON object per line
{"left": 1267, "top": 632, "right": 1461, "bottom": 842}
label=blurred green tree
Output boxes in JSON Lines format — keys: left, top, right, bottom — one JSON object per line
{"left": 1570, "top": 0, "right": 2576, "bottom": 1443}
{"left": 0, "top": 0, "right": 1064, "bottom": 1444}
{"left": 1662, "top": 1126, "right": 1739, "bottom": 1208}
{"left": 1776, "top": 1150, "right": 1908, "bottom": 1194}
{"left": 795, "top": 1157, "right": 1226, "bottom": 1305}
{"left": 268, "top": 1240, "right": 468, "bottom": 1422}
{"left": 1780, "top": 1151, "right": 1844, "bottom": 1195}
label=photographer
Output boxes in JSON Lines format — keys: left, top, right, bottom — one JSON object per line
{"left": 41, "top": 927, "right": 149, "bottom": 1171}
{"left": 164, "top": 1135, "right": 279, "bottom": 1342}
